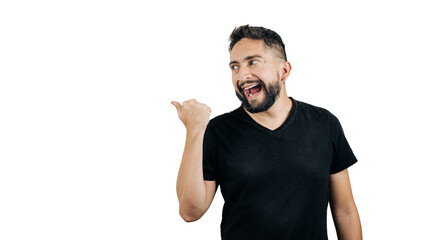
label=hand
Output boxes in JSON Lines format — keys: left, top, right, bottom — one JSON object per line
{"left": 171, "top": 99, "right": 211, "bottom": 131}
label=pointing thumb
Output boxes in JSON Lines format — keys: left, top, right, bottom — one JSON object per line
{"left": 170, "top": 101, "right": 182, "bottom": 114}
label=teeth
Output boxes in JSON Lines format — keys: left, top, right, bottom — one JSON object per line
{"left": 244, "top": 84, "right": 258, "bottom": 90}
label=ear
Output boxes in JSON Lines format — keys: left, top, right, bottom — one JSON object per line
{"left": 280, "top": 61, "right": 292, "bottom": 82}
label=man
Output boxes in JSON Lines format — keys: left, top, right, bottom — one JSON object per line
{"left": 172, "top": 25, "right": 362, "bottom": 240}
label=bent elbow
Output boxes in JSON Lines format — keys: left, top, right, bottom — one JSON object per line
{"left": 179, "top": 203, "right": 204, "bottom": 222}
{"left": 180, "top": 213, "right": 201, "bottom": 222}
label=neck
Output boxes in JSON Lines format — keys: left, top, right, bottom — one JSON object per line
{"left": 243, "top": 87, "right": 293, "bottom": 130}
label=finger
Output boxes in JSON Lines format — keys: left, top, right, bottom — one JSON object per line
{"left": 183, "top": 99, "right": 196, "bottom": 106}
{"left": 170, "top": 101, "right": 182, "bottom": 114}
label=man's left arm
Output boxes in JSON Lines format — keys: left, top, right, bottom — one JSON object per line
{"left": 329, "top": 169, "right": 363, "bottom": 240}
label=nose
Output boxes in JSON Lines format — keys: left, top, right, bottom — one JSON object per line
{"left": 237, "top": 66, "right": 253, "bottom": 83}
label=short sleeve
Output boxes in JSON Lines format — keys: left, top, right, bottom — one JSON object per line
{"left": 328, "top": 113, "right": 358, "bottom": 174}
{"left": 202, "top": 121, "right": 218, "bottom": 181}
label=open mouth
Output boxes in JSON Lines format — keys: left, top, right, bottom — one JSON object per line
{"left": 242, "top": 83, "right": 263, "bottom": 99}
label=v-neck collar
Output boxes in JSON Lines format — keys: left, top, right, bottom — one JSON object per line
{"left": 238, "top": 97, "right": 297, "bottom": 134}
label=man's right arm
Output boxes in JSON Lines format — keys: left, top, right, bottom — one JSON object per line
{"left": 172, "top": 99, "right": 217, "bottom": 222}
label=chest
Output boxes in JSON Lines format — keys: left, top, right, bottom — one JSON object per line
{"left": 215, "top": 124, "right": 333, "bottom": 195}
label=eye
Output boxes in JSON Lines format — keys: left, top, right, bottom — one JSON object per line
{"left": 230, "top": 65, "right": 239, "bottom": 71}
{"left": 249, "top": 60, "right": 259, "bottom": 65}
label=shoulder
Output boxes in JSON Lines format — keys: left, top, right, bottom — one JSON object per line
{"left": 204, "top": 105, "right": 246, "bottom": 138}
{"left": 294, "top": 98, "right": 335, "bottom": 121}
{"left": 293, "top": 98, "right": 345, "bottom": 138}
{"left": 295, "top": 99, "right": 347, "bottom": 135}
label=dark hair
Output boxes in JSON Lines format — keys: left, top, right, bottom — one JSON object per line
{"left": 228, "top": 25, "right": 287, "bottom": 61}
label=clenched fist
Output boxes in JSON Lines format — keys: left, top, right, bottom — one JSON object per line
{"left": 171, "top": 99, "right": 211, "bottom": 131}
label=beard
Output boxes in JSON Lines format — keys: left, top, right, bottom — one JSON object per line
{"left": 235, "top": 78, "right": 282, "bottom": 113}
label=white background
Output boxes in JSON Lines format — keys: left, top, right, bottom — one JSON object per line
{"left": 1, "top": 0, "right": 426, "bottom": 239}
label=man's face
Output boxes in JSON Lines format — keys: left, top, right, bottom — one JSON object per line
{"left": 229, "top": 38, "right": 285, "bottom": 113}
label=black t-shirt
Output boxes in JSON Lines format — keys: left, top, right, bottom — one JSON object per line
{"left": 202, "top": 97, "right": 358, "bottom": 240}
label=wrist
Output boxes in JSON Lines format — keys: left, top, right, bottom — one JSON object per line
{"left": 186, "top": 126, "right": 207, "bottom": 138}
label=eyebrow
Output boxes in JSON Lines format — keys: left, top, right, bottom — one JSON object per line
{"left": 229, "top": 55, "right": 263, "bottom": 67}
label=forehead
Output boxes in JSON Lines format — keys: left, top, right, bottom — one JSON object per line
{"left": 230, "top": 38, "right": 268, "bottom": 61}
